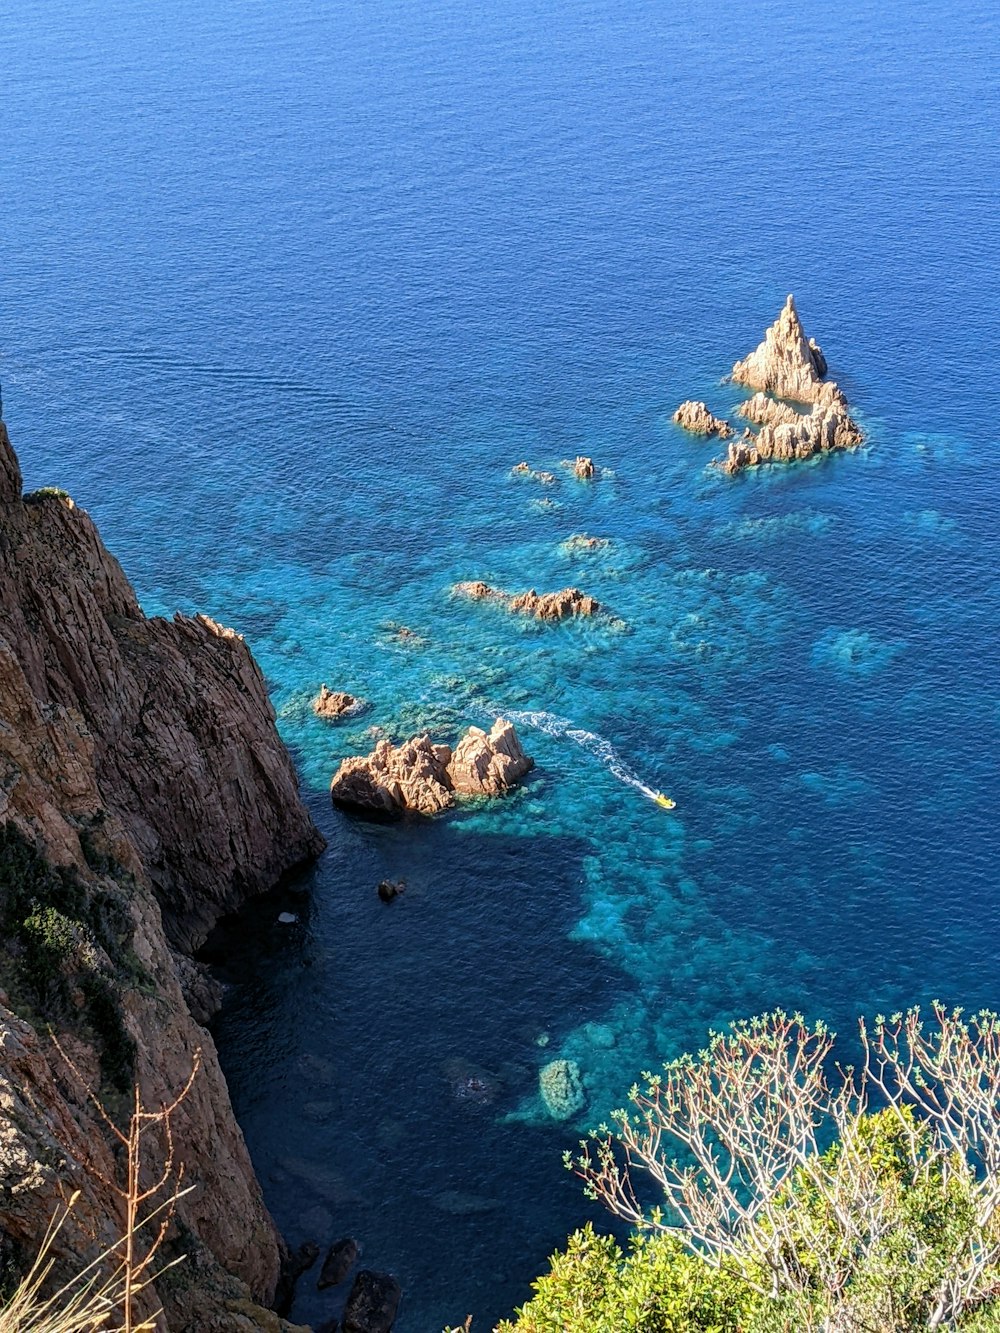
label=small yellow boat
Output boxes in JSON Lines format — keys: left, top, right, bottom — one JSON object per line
{"left": 653, "top": 792, "right": 676, "bottom": 810}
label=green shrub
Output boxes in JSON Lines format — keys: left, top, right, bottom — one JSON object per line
{"left": 494, "top": 1225, "right": 756, "bottom": 1333}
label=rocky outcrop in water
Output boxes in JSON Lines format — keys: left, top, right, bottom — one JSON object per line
{"left": 570, "top": 455, "right": 595, "bottom": 479}
{"left": 0, "top": 421, "right": 323, "bottom": 1329}
{"left": 314, "top": 685, "right": 364, "bottom": 719}
{"left": 330, "top": 719, "right": 532, "bottom": 817}
{"left": 731, "top": 293, "right": 829, "bottom": 402}
{"left": 672, "top": 400, "right": 732, "bottom": 438}
{"left": 723, "top": 382, "right": 862, "bottom": 475}
{"left": 342, "top": 1270, "right": 402, "bottom": 1333}
{"left": 453, "top": 580, "right": 601, "bottom": 621}
{"left": 721, "top": 296, "right": 863, "bottom": 474}
{"left": 736, "top": 392, "right": 801, "bottom": 429}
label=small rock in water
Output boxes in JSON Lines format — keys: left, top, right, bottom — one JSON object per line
{"left": 377, "top": 878, "right": 406, "bottom": 903}
{"left": 318, "top": 1237, "right": 360, "bottom": 1290}
{"left": 278, "top": 911, "right": 298, "bottom": 925}
{"left": 342, "top": 1270, "right": 402, "bottom": 1333}
{"left": 313, "top": 684, "right": 364, "bottom": 719}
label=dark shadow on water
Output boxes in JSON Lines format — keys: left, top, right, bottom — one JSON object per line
{"left": 200, "top": 793, "right": 625, "bottom": 1331}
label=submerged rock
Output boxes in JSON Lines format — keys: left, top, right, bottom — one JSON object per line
{"left": 313, "top": 685, "right": 365, "bottom": 719}
{"left": 731, "top": 293, "right": 829, "bottom": 403}
{"left": 561, "top": 534, "right": 610, "bottom": 553}
{"left": 510, "top": 461, "right": 557, "bottom": 485}
{"left": 330, "top": 719, "right": 532, "bottom": 817}
{"left": 318, "top": 1237, "right": 360, "bottom": 1291}
{"left": 672, "top": 400, "right": 732, "bottom": 438}
{"left": 539, "top": 1058, "right": 586, "bottom": 1120}
{"left": 342, "top": 1271, "right": 402, "bottom": 1333}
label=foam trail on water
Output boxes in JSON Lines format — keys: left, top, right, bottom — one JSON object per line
{"left": 495, "top": 708, "right": 668, "bottom": 804}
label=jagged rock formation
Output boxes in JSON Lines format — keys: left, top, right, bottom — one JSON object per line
{"left": 736, "top": 392, "right": 801, "bottom": 429}
{"left": 731, "top": 294, "right": 829, "bottom": 402}
{"left": 672, "top": 400, "right": 732, "bottom": 439}
{"left": 453, "top": 581, "right": 601, "bottom": 620}
{"left": 0, "top": 421, "right": 323, "bottom": 1329}
{"left": 313, "top": 685, "right": 364, "bottom": 719}
{"left": 330, "top": 719, "right": 532, "bottom": 817}
{"left": 723, "top": 297, "right": 863, "bottom": 474}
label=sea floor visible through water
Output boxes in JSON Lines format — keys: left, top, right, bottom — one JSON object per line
{"left": 5, "top": 0, "right": 1000, "bottom": 1326}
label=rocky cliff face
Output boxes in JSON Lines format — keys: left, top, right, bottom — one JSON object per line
{"left": 0, "top": 421, "right": 323, "bottom": 1329}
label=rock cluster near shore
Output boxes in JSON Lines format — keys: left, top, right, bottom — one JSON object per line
{"left": 672, "top": 400, "right": 732, "bottom": 439}
{"left": 454, "top": 580, "right": 601, "bottom": 620}
{"left": 722, "top": 295, "right": 862, "bottom": 474}
{"left": 330, "top": 718, "right": 533, "bottom": 816}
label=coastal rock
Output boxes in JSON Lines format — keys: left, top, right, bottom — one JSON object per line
{"left": 342, "top": 1271, "right": 402, "bottom": 1333}
{"left": 672, "top": 400, "right": 732, "bottom": 439}
{"left": 0, "top": 422, "right": 325, "bottom": 1327}
{"left": 571, "top": 455, "right": 596, "bottom": 479}
{"left": 736, "top": 392, "right": 801, "bottom": 429}
{"left": 330, "top": 720, "right": 532, "bottom": 817}
{"left": 344, "top": 1269, "right": 402, "bottom": 1333}
{"left": 448, "top": 718, "right": 533, "bottom": 797}
{"left": 318, "top": 1237, "right": 360, "bottom": 1290}
{"left": 452, "top": 580, "right": 505, "bottom": 602}
{"left": 507, "top": 587, "right": 601, "bottom": 620}
{"left": 539, "top": 1058, "right": 586, "bottom": 1120}
{"left": 453, "top": 581, "right": 602, "bottom": 620}
{"left": 0, "top": 426, "right": 325, "bottom": 1322}
{"left": 731, "top": 294, "right": 829, "bottom": 403}
{"left": 330, "top": 735, "right": 454, "bottom": 816}
{"left": 313, "top": 685, "right": 364, "bottom": 719}
{"left": 723, "top": 393, "right": 863, "bottom": 475}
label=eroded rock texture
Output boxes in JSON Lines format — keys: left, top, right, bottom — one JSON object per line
{"left": 330, "top": 719, "right": 532, "bottom": 816}
{"left": 672, "top": 400, "right": 732, "bottom": 438}
{"left": 723, "top": 297, "right": 863, "bottom": 474}
{"left": 0, "top": 421, "right": 323, "bottom": 1329}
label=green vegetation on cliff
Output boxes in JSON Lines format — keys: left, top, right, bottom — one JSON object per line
{"left": 0, "top": 822, "right": 139, "bottom": 1091}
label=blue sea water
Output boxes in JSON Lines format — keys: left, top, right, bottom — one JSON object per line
{"left": 4, "top": 0, "right": 1000, "bottom": 1326}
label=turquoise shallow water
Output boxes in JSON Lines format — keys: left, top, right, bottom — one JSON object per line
{"left": 4, "top": 0, "right": 1000, "bottom": 1326}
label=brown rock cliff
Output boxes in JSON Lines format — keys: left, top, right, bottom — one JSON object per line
{"left": 0, "top": 421, "right": 323, "bottom": 1329}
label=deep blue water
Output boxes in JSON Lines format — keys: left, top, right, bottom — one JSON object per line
{"left": 4, "top": 0, "right": 1000, "bottom": 1327}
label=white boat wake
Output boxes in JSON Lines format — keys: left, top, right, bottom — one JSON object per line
{"left": 496, "top": 708, "right": 672, "bottom": 807}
